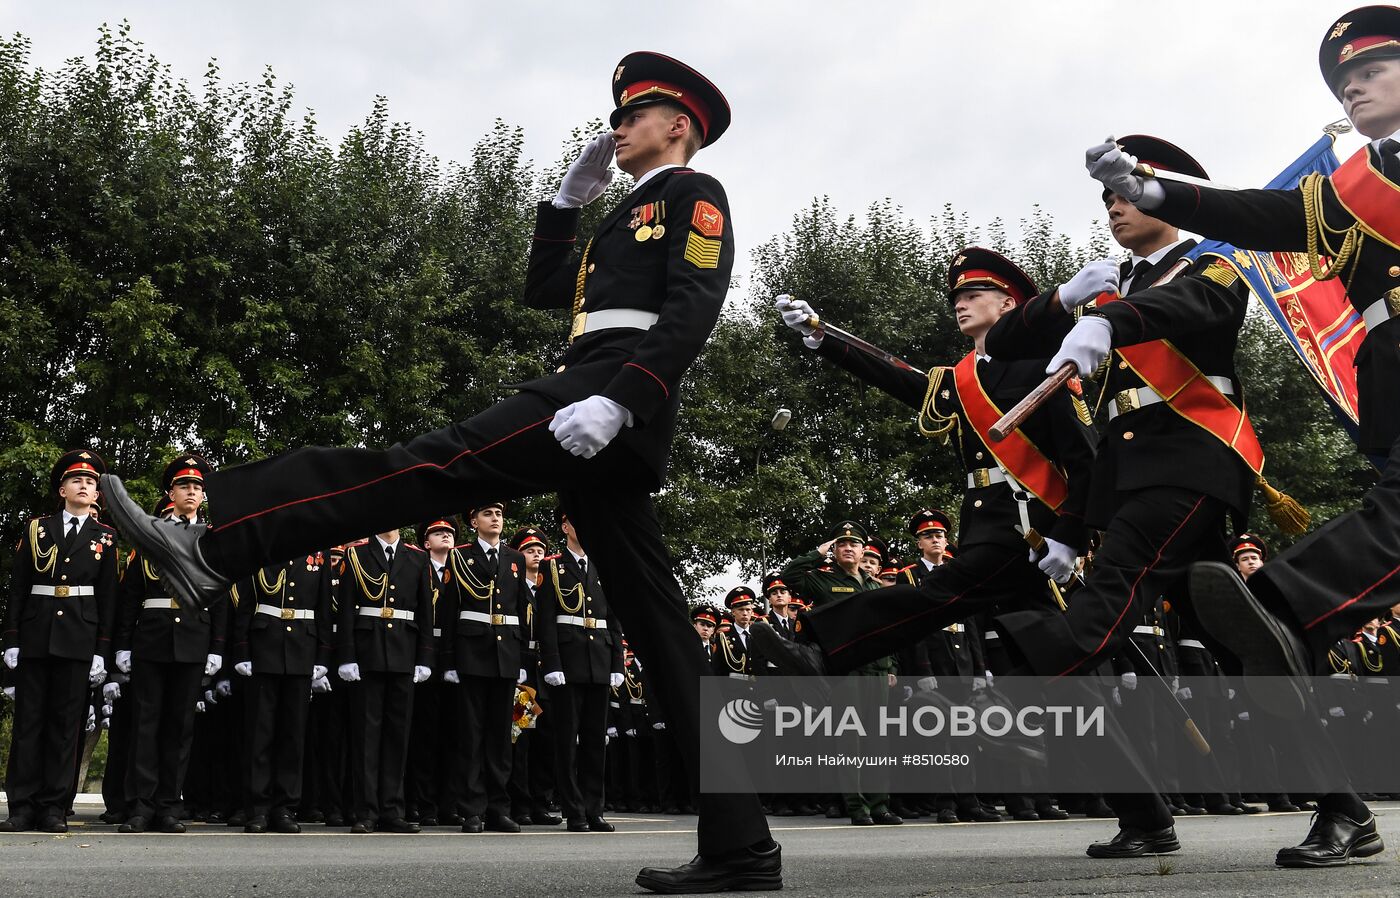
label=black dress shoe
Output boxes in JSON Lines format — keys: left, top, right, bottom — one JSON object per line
{"left": 244, "top": 816, "right": 268, "bottom": 834}
{"left": 1189, "top": 561, "right": 1311, "bottom": 718}
{"left": 870, "top": 811, "right": 902, "bottom": 825}
{"left": 567, "top": 818, "right": 590, "bottom": 832}
{"left": 486, "top": 814, "right": 520, "bottom": 833}
{"left": 587, "top": 816, "right": 615, "bottom": 832}
{"left": 824, "top": 805, "right": 843, "bottom": 818}
{"left": 635, "top": 841, "right": 782, "bottom": 894}
{"left": 1086, "top": 825, "right": 1180, "bottom": 858}
{"left": 1036, "top": 805, "right": 1070, "bottom": 820}
{"left": 270, "top": 817, "right": 301, "bottom": 834}
{"left": 935, "top": 809, "right": 959, "bottom": 824}
{"left": 156, "top": 816, "right": 186, "bottom": 834}
{"left": 380, "top": 818, "right": 421, "bottom": 834}
{"left": 511, "top": 814, "right": 531, "bottom": 826}
{"left": 1268, "top": 801, "right": 1302, "bottom": 813}
{"left": 461, "top": 816, "right": 483, "bottom": 834}
{"left": 1181, "top": 804, "right": 1207, "bottom": 816}
{"left": 36, "top": 817, "right": 67, "bottom": 834}
{"left": 440, "top": 813, "right": 464, "bottom": 826}
{"left": 850, "top": 814, "right": 874, "bottom": 826}
{"left": 99, "top": 810, "right": 125, "bottom": 825}
{"left": 324, "top": 812, "right": 346, "bottom": 827}
{"left": 119, "top": 816, "right": 148, "bottom": 834}
{"left": 350, "top": 820, "right": 374, "bottom": 834}
{"left": 99, "top": 474, "right": 230, "bottom": 607}
{"left": 1234, "top": 802, "right": 1263, "bottom": 815}
{"left": 297, "top": 810, "right": 324, "bottom": 823}
{"left": 0, "top": 817, "right": 33, "bottom": 833}
{"left": 1275, "top": 811, "right": 1384, "bottom": 867}
{"left": 961, "top": 807, "right": 1002, "bottom": 823}
{"left": 1084, "top": 798, "right": 1116, "bottom": 818}
{"left": 750, "top": 622, "right": 827, "bottom": 676}
{"left": 225, "top": 811, "right": 247, "bottom": 827}
{"left": 528, "top": 809, "right": 562, "bottom": 826}
{"left": 418, "top": 816, "right": 439, "bottom": 827}
{"left": 207, "top": 811, "right": 227, "bottom": 825}
{"left": 1013, "top": 809, "right": 1040, "bottom": 821}
{"left": 1206, "top": 803, "right": 1244, "bottom": 816}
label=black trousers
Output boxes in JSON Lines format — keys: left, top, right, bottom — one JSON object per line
{"left": 102, "top": 691, "right": 134, "bottom": 816}
{"left": 347, "top": 671, "right": 414, "bottom": 823}
{"left": 243, "top": 671, "right": 311, "bottom": 820}
{"left": 453, "top": 675, "right": 515, "bottom": 819}
{"left": 7, "top": 656, "right": 89, "bottom": 821}
{"left": 407, "top": 678, "right": 444, "bottom": 820}
{"left": 309, "top": 684, "right": 351, "bottom": 819}
{"left": 1253, "top": 435, "right": 1400, "bottom": 656}
{"left": 198, "top": 389, "right": 770, "bottom": 856}
{"left": 548, "top": 681, "right": 608, "bottom": 820}
{"left": 126, "top": 659, "right": 204, "bottom": 818}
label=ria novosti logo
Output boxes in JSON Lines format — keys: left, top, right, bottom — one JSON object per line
{"left": 716, "top": 698, "right": 764, "bottom": 744}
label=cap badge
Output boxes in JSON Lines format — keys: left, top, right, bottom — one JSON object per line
{"left": 614, "top": 64, "right": 625, "bottom": 83}
{"left": 1332, "top": 21, "right": 1352, "bottom": 39}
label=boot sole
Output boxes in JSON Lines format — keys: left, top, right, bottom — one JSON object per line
{"left": 634, "top": 871, "right": 783, "bottom": 893}
{"left": 1188, "top": 562, "right": 1308, "bottom": 719}
{"left": 1086, "top": 838, "right": 1181, "bottom": 858}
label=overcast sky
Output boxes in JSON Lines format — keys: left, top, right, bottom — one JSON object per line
{"left": 10, "top": 1, "right": 1364, "bottom": 293}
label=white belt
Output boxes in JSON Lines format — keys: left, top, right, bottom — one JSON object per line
{"left": 983, "top": 629, "right": 1000, "bottom": 641}
{"left": 528, "top": 640, "right": 539, "bottom": 651}
{"left": 944, "top": 623, "right": 964, "bottom": 634}
{"left": 142, "top": 598, "right": 178, "bottom": 609}
{"left": 580, "top": 308, "right": 659, "bottom": 335}
{"left": 1133, "top": 625, "right": 1163, "bottom": 636}
{"left": 967, "top": 468, "right": 1008, "bottom": 489}
{"left": 1108, "top": 377, "right": 1234, "bottom": 420}
{"left": 31, "top": 585, "right": 95, "bottom": 597}
{"left": 255, "top": 603, "right": 314, "bottom": 620}
{"left": 729, "top": 672, "right": 757, "bottom": 681}
{"left": 459, "top": 610, "right": 520, "bottom": 626}
{"left": 1362, "top": 296, "right": 1395, "bottom": 332}
{"left": 433, "top": 628, "right": 443, "bottom": 638}
{"left": 1179, "top": 638, "right": 1206, "bottom": 650}
{"left": 1364, "top": 676, "right": 1390, "bottom": 684}
{"left": 358, "top": 607, "right": 415, "bottom": 621}
{"left": 558, "top": 615, "right": 606, "bottom": 629}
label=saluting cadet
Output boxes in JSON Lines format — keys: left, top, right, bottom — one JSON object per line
{"left": 230, "top": 545, "right": 333, "bottom": 833}
{"left": 439, "top": 502, "right": 529, "bottom": 834}
{"left": 101, "top": 51, "right": 776, "bottom": 893}
{"left": 116, "top": 455, "right": 227, "bottom": 834}
{"left": 506, "top": 525, "right": 560, "bottom": 827}
{"left": 1085, "top": 22, "right": 1400, "bottom": 873}
{"left": 1, "top": 450, "right": 116, "bottom": 834}
{"left": 335, "top": 529, "right": 434, "bottom": 834}
{"left": 407, "top": 518, "right": 457, "bottom": 826}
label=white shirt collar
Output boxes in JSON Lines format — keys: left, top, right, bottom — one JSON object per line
{"left": 1371, "top": 129, "right": 1400, "bottom": 151}
{"left": 62, "top": 510, "right": 90, "bottom": 529}
{"left": 633, "top": 163, "right": 681, "bottom": 191}
{"left": 478, "top": 536, "right": 500, "bottom": 555}
{"left": 1129, "top": 237, "right": 1190, "bottom": 272}
{"left": 374, "top": 534, "right": 399, "bottom": 553}
{"left": 922, "top": 557, "right": 943, "bottom": 571}
{"left": 569, "top": 548, "right": 588, "bottom": 567}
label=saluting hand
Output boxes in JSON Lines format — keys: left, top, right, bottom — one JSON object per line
{"left": 555, "top": 132, "right": 616, "bottom": 208}
{"left": 1086, "top": 136, "right": 1164, "bottom": 209}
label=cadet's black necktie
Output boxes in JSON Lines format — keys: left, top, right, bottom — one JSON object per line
{"left": 1379, "top": 139, "right": 1400, "bottom": 182}
{"left": 487, "top": 546, "right": 498, "bottom": 574}
{"left": 1124, "top": 259, "right": 1153, "bottom": 294}
{"left": 385, "top": 545, "right": 394, "bottom": 567}
{"left": 579, "top": 557, "right": 588, "bottom": 581}
{"left": 64, "top": 518, "right": 79, "bottom": 550}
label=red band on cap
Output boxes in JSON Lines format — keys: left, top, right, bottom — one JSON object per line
{"left": 1339, "top": 35, "right": 1400, "bottom": 65}
{"left": 916, "top": 521, "right": 947, "bottom": 534}
{"left": 172, "top": 468, "right": 203, "bottom": 482}
{"left": 954, "top": 269, "right": 1025, "bottom": 303}
{"left": 63, "top": 462, "right": 99, "bottom": 478}
{"left": 618, "top": 80, "right": 711, "bottom": 138}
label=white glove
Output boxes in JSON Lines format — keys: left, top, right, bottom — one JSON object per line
{"left": 234, "top": 661, "right": 253, "bottom": 677}
{"left": 653, "top": 721, "right": 666, "bottom": 730}
{"left": 86, "top": 706, "right": 96, "bottom": 732}
{"left": 102, "top": 681, "right": 121, "bottom": 702}
{"left": 1237, "top": 711, "right": 1250, "bottom": 722}
{"left": 311, "top": 676, "right": 332, "bottom": 694}
{"left": 115, "top": 649, "right": 131, "bottom": 673}
{"left": 338, "top": 662, "right": 361, "bottom": 682}
{"left": 195, "top": 700, "right": 206, "bottom": 713}
{"left": 774, "top": 295, "right": 823, "bottom": 348}
{"left": 444, "top": 670, "right": 460, "bottom": 685}
{"left": 1328, "top": 706, "right": 1346, "bottom": 718}
{"left": 609, "top": 672, "right": 624, "bottom": 689}
{"left": 1177, "top": 686, "right": 1193, "bottom": 701}
{"left": 550, "top": 395, "right": 632, "bottom": 459}
{"left": 901, "top": 685, "right": 914, "bottom": 701}
{"left": 414, "top": 665, "right": 431, "bottom": 684}
{"left": 625, "top": 727, "right": 637, "bottom": 737}
{"left": 1047, "top": 315, "right": 1112, "bottom": 378}
{"left": 762, "top": 697, "right": 780, "bottom": 711}
{"left": 89, "top": 654, "right": 107, "bottom": 686}
{"left": 2, "top": 685, "right": 14, "bottom": 701}
{"left": 204, "top": 688, "right": 217, "bottom": 705}
{"left": 971, "top": 676, "right": 987, "bottom": 691}
{"left": 215, "top": 678, "right": 232, "bottom": 698}
{"left": 101, "top": 703, "right": 113, "bottom": 716}
{"left": 916, "top": 675, "right": 939, "bottom": 693}
{"left": 101, "top": 715, "right": 111, "bottom": 729}
{"left": 985, "top": 670, "right": 995, "bottom": 687}
{"left": 205, "top": 653, "right": 223, "bottom": 676}
{"left": 1032, "top": 538, "right": 1077, "bottom": 584}
{"left": 606, "top": 726, "right": 618, "bottom": 738}
{"left": 554, "top": 132, "right": 615, "bottom": 208}
{"left": 1228, "top": 688, "right": 1236, "bottom": 700}
{"left": 544, "top": 670, "right": 566, "bottom": 687}
{"left": 312, "top": 665, "right": 327, "bottom": 681}
{"left": 1058, "top": 258, "right": 1120, "bottom": 312}
{"left": 517, "top": 668, "right": 528, "bottom": 684}
{"left": 1111, "top": 686, "right": 1122, "bottom": 706}
{"left": 3, "top": 647, "right": 18, "bottom": 669}
{"left": 1120, "top": 672, "right": 1138, "bottom": 691}
{"left": 1085, "top": 136, "right": 1165, "bottom": 209}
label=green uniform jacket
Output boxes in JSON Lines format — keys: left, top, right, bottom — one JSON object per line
{"left": 781, "top": 550, "right": 896, "bottom": 677}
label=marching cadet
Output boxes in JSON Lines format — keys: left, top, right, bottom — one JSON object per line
{"left": 335, "top": 529, "right": 434, "bottom": 834}
{"left": 1, "top": 450, "right": 117, "bottom": 833}
{"left": 230, "top": 545, "right": 334, "bottom": 833}
{"left": 506, "top": 526, "right": 560, "bottom": 827}
{"left": 1084, "top": 6, "right": 1400, "bottom": 864}
{"left": 537, "top": 511, "right": 623, "bottom": 832}
{"left": 439, "top": 502, "right": 529, "bottom": 834}
{"left": 407, "top": 519, "right": 457, "bottom": 826}
{"left": 115, "top": 455, "right": 227, "bottom": 834}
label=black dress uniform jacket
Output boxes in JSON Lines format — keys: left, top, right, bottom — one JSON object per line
{"left": 231, "top": 556, "right": 334, "bottom": 676}
{"left": 117, "top": 547, "right": 229, "bottom": 664}
{"left": 335, "top": 542, "right": 434, "bottom": 674}
{"left": 536, "top": 553, "right": 624, "bottom": 684}
{"left": 440, "top": 541, "right": 530, "bottom": 680}
{"left": 4, "top": 513, "right": 118, "bottom": 659}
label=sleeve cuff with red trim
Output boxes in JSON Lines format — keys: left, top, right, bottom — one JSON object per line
{"left": 602, "top": 363, "right": 670, "bottom": 426}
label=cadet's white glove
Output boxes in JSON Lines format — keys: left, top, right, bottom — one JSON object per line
{"left": 101, "top": 715, "right": 111, "bottom": 729}
{"left": 1048, "top": 316, "right": 1112, "bottom": 378}
{"left": 763, "top": 697, "right": 780, "bottom": 710}
{"left": 312, "top": 665, "right": 327, "bottom": 681}
{"left": 985, "top": 670, "right": 995, "bottom": 687}
{"left": 1032, "top": 538, "right": 1078, "bottom": 584}
{"left": 1111, "top": 686, "right": 1122, "bottom": 706}
{"left": 204, "top": 688, "right": 217, "bottom": 705}
{"left": 554, "top": 132, "right": 615, "bottom": 208}
{"left": 338, "top": 662, "right": 361, "bottom": 683}
{"left": 517, "top": 668, "right": 528, "bottom": 684}
{"left": 1227, "top": 688, "right": 1236, "bottom": 700}
{"left": 2, "top": 685, "right": 14, "bottom": 701}
{"left": 1058, "top": 258, "right": 1120, "bottom": 312}
{"left": 1177, "top": 686, "right": 1193, "bottom": 701}
{"left": 916, "top": 675, "right": 939, "bottom": 693}
{"left": 609, "top": 672, "right": 624, "bottom": 689}
{"left": 234, "top": 661, "right": 253, "bottom": 677}
{"left": 971, "top": 676, "right": 988, "bottom": 691}
{"left": 115, "top": 649, "right": 131, "bottom": 673}
{"left": 3, "top": 647, "right": 18, "bottom": 669}
{"left": 215, "top": 678, "right": 232, "bottom": 698}
{"left": 1328, "top": 706, "right": 1346, "bottom": 718}
{"left": 101, "top": 703, "right": 113, "bottom": 717}
{"left": 544, "top": 671, "right": 566, "bottom": 687}
{"left": 625, "top": 727, "right": 637, "bottom": 737}
{"left": 606, "top": 726, "right": 618, "bottom": 739}
{"left": 1120, "top": 672, "right": 1138, "bottom": 691}
{"left": 653, "top": 721, "right": 666, "bottom": 730}
{"left": 102, "top": 681, "right": 122, "bottom": 702}
{"left": 443, "top": 670, "right": 460, "bottom": 685}
{"left": 205, "top": 653, "right": 223, "bottom": 676}
{"left": 89, "top": 654, "right": 107, "bottom": 686}
{"left": 86, "top": 706, "right": 97, "bottom": 733}
{"left": 311, "top": 676, "right": 332, "bottom": 694}
{"left": 774, "top": 295, "right": 823, "bottom": 348}
{"left": 195, "top": 700, "right": 206, "bottom": 713}
{"left": 413, "top": 665, "right": 431, "bottom": 684}
{"left": 550, "top": 395, "right": 632, "bottom": 459}
{"left": 1086, "top": 136, "right": 1165, "bottom": 209}
{"left": 1237, "top": 710, "right": 1250, "bottom": 722}
{"left": 901, "top": 685, "right": 914, "bottom": 701}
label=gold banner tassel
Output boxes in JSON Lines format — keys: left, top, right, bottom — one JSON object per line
{"left": 1257, "top": 475, "right": 1311, "bottom": 536}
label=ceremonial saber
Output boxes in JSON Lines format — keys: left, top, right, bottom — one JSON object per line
{"left": 804, "top": 314, "right": 926, "bottom": 376}
{"left": 1131, "top": 163, "right": 1239, "bottom": 192}
{"left": 1022, "top": 528, "right": 1211, "bottom": 756}
{"left": 989, "top": 362, "right": 1076, "bottom": 442}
